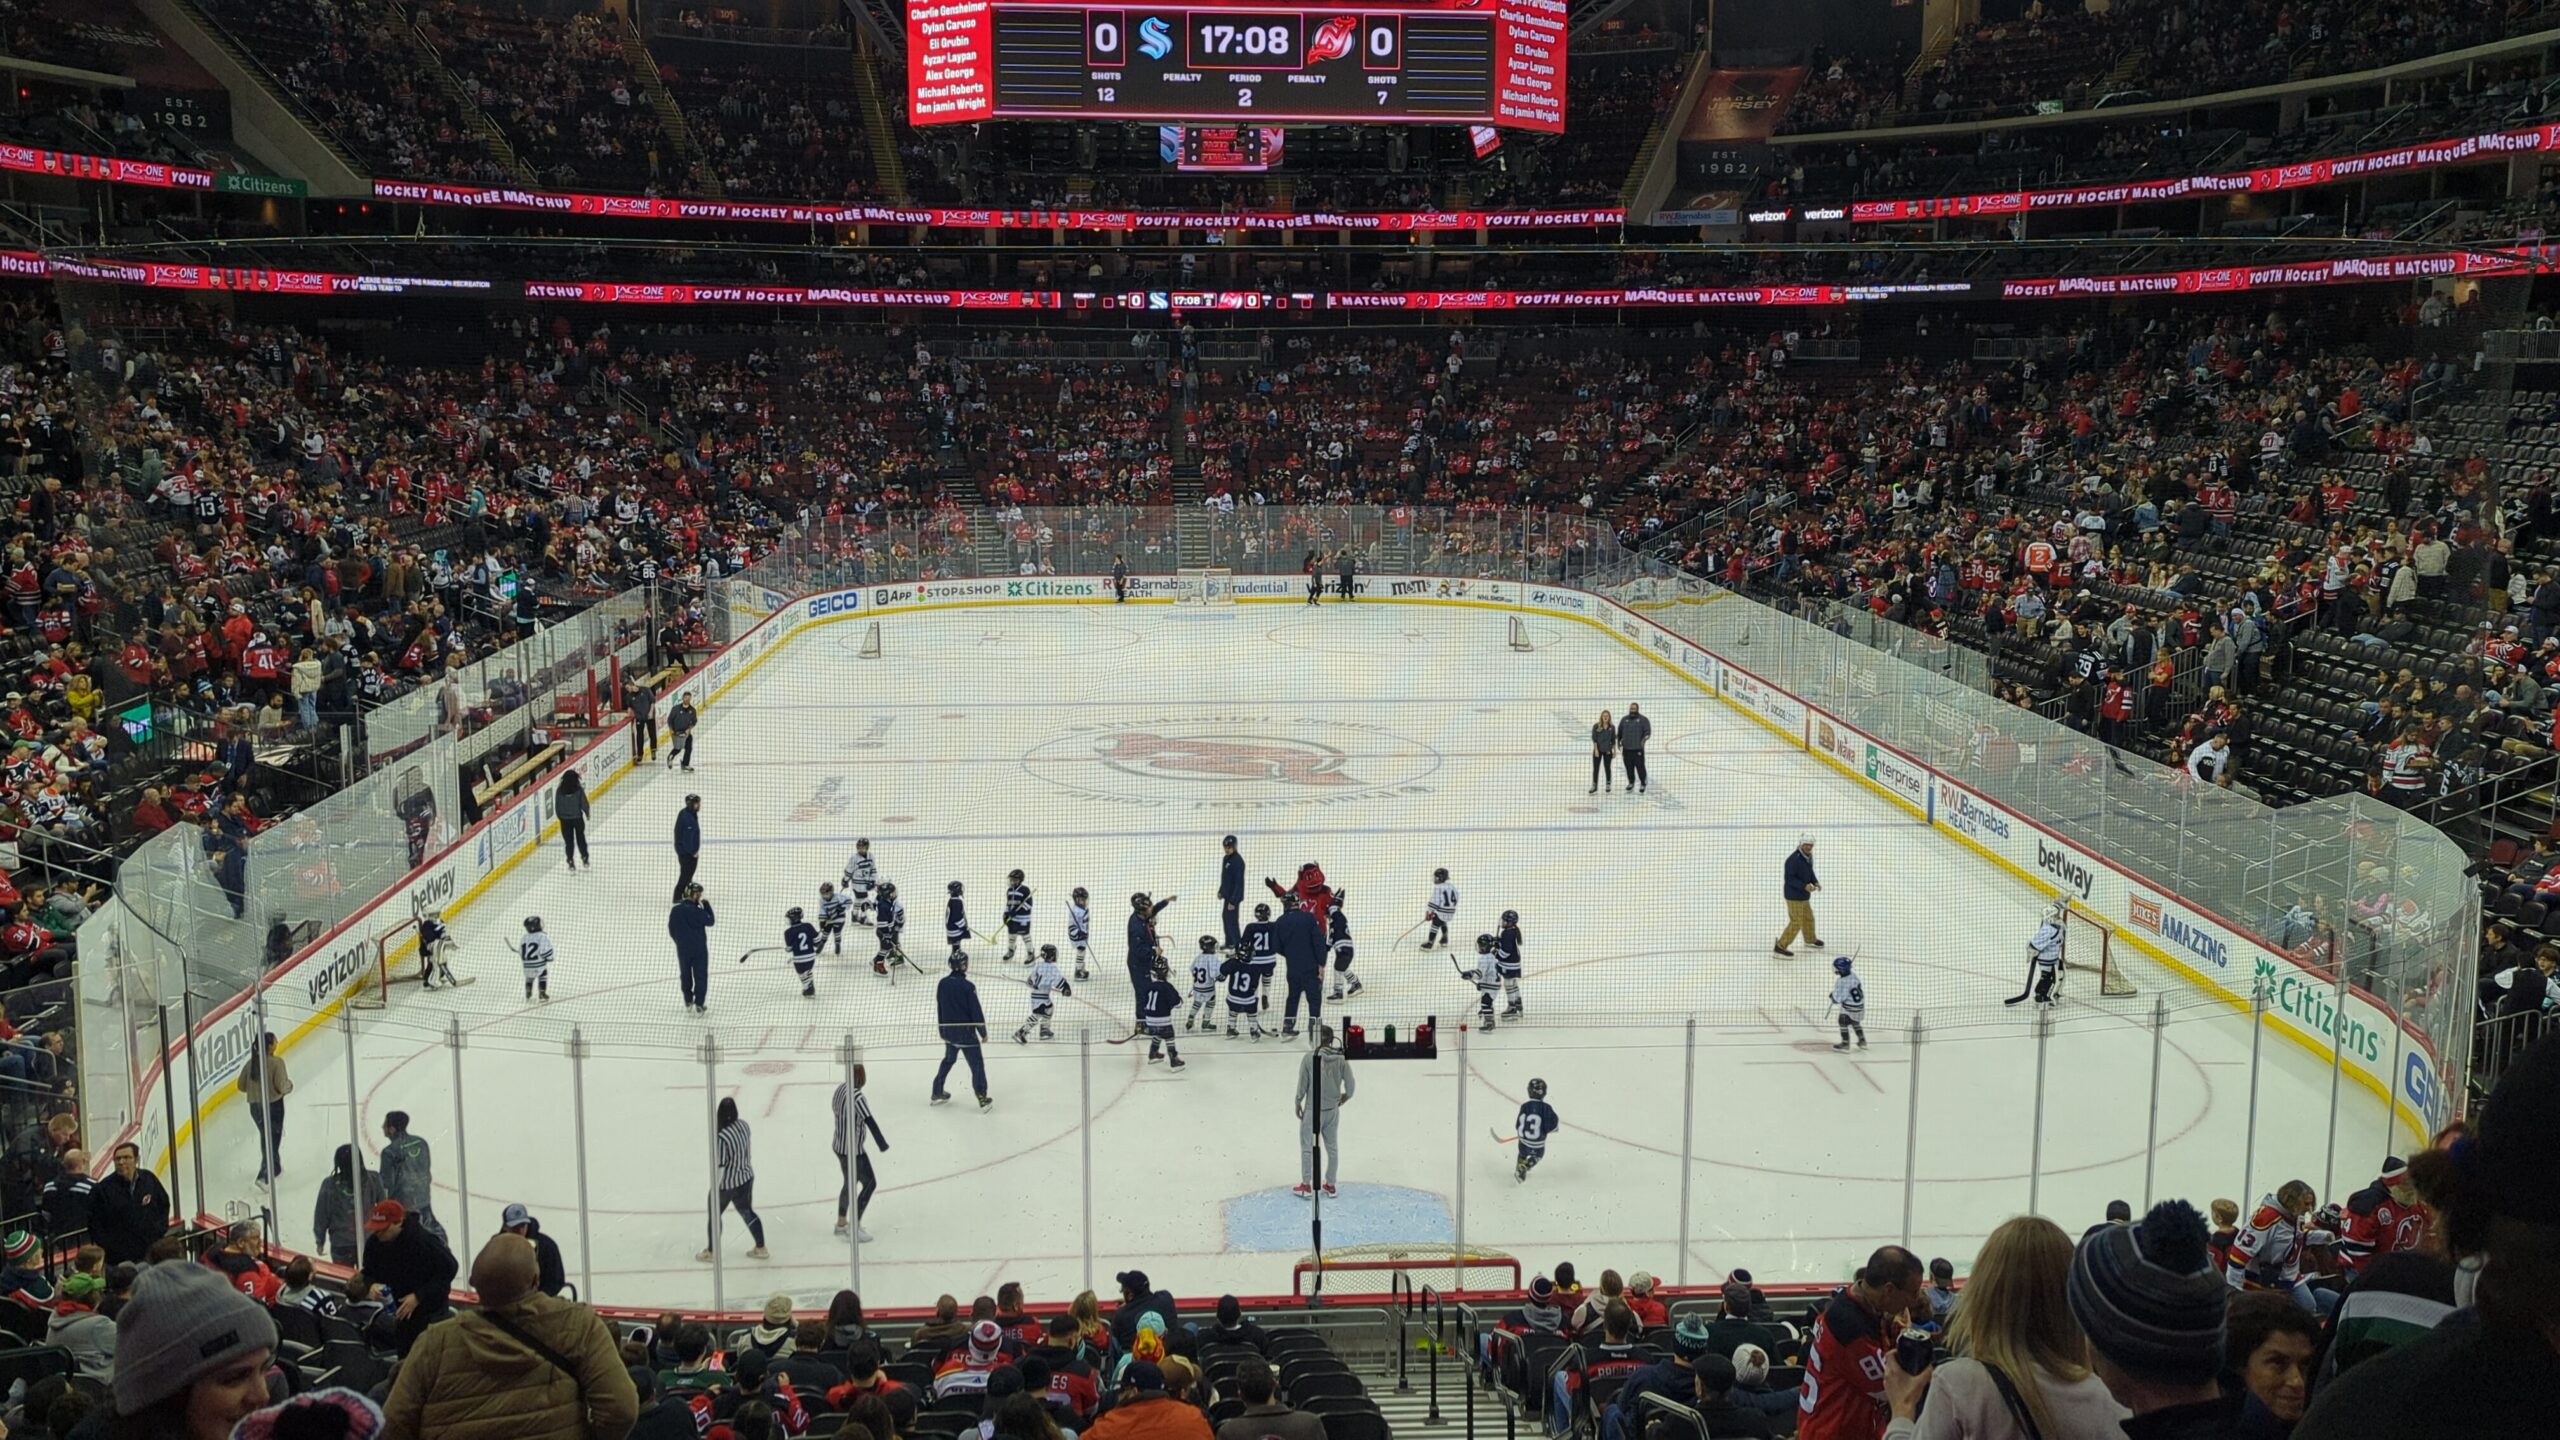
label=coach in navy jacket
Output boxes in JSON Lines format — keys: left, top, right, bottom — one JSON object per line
{"left": 672, "top": 794, "right": 703, "bottom": 902}
{"left": 669, "top": 891, "right": 716, "bottom": 1012}
{"left": 933, "top": 957, "right": 991, "bottom": 1106}
{"left": 1272, "top": 895, "right": 1327, "bottom": 1035}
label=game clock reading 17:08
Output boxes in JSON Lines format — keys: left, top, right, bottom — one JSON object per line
{"left": 990, "top": 5, "right": 1496, "bottom": 123}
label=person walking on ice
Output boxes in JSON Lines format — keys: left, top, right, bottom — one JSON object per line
{"left": 1774, "top": 835, "right": 1823, "bottom": 957}
{"left": 1294, "top": 1024, "right": 1353, "bottom": 1198}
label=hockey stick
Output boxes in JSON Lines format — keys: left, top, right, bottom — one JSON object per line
{"left": 1392, "top": 916, "right": 1429, "bottom": 952}
{"left": 1489, "top": 1128, "right": 1517, "bottom": 1144}
{"left": 735, "top": 945, "right": 787, "bottom": 966}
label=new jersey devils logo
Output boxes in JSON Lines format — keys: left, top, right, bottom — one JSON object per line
{"left": 1096, "top": 733, "right": 1355, "bottom": 785}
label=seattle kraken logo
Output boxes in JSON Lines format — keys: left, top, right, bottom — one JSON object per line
{"left": 1137, "top": 17, "right": 1173, "bottom": 58}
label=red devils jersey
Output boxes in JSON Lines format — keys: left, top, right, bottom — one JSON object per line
{"left": 2336, "top": 1186, "right": 2428, "bottom": 1276}
{"left": 1799, "top": 1289, "right": 1892, "bottom": 1440}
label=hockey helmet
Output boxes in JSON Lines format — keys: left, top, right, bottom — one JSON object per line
{"left": 950, "top": 953, "right": 969, "bottom": 970}
{"left": 1527, "top": 1078, "right": 1547, "bottom": 1101}
{"left": 878, "top": 881, "right": 897, "bottom": 897}
{"left": 1476, "top": 933, "right": 1496, "bottom": 951}
{"left": 1501, "top": 909, "right": 1519, "bottom": 926}
{"left": 523, "top": 916, "right": 542, "bottom": 932}
{"left": 787, "top": 906, "right": 805, "bottom": 923}
{"left": 1072, "top": 886, "right": 1089, "bottom": 900}
{"left": 1040, "top": 944, "right": 1058, "bottom": 961}
{"left": 949, "top": 880, "right": 964, "bottom": 896}
{"left": 820, "top": 881, "right": 837, "bottom": 895}
{"left": 1254, "top": 903, "right": 1272, "bottom": 919}
{"left": 1150, "top": 959, "right": 1170, "bottom": 980}
{"left": 1131, "top": 891, "right": 1151, "bottom": 909}
{"left": 1198, "top": 935, "right": 1218, "bottom": 951}
{"left": 856, "top": 838, "right": 871, "bottom": 850}
{"left": 1434, "top": 867, "right": 1450, "bottom": 882}
{"left": 1009, "top": 869, "right": 1025, "bottom": 883}
{"left": 1832, "top": 956, "right": 1854, "bottom": 975}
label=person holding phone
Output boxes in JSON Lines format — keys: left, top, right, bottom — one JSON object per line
{"left": 1799, "top": 1246, "right": 1925, "bottom": 1440}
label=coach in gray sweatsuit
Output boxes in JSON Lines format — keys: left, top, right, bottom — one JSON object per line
{"left": 1294, "top": 1027, "right": 1356, "bottom": 1192}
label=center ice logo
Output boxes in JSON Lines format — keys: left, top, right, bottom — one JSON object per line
{"left": 1096, "top": 733, "right": 1356, "bottom": 786}
{"left": 1024, "top": 717, "right": 1441, "bottom": 806}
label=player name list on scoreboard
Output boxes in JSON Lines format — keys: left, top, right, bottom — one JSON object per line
{"left": 906, "top": 0, "right": 1564, "bottom": 132}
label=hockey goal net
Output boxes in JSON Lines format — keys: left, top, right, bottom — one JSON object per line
{"left": 2062, "top": 902, "right": 2137, "bottom": 997}
{"left": 1175, "top": 567, "right": 1235, "bottom": 605}
{"left": 346, "top": 916, "right": 421, "bottom": 1011}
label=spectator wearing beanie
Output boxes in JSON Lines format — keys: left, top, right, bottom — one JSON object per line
{"left": 104, "top": 1259, "right": 279, "bottom": 1439}
{"left": 1687, "top": 1354, "right": 1776, "bottom": 1439}
{"left": 383, "top": 1231, "right": 636, "bottom": 1440}
{"left": 230, "top": 1388, "right": 386, "bottom": 1439}
{"left": 2066, "top": 1199, "right": 2242, "bottom": 1437}
{"left": 2297, "top": 1035, "right": 2560, "bottom": 1439}
{"left": 45, "top": 1269, "right": 114, "bottom": 1382}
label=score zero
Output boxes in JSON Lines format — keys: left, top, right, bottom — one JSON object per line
{"left": 1084, "top": 12, "right": 1402, "bottom": 71}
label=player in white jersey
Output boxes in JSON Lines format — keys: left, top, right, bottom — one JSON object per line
{"left": 1829, "top": 955, "right": 1867, "bottom": 1050}
{"left": 1493, "top": 909, "right": 1525, "bottom": 1019}
{"left": 872, "top": 882, "right": 907, "bottom": 976}
{"left": 1469, "top": 933, "right": 1503, "bottom": 1031}
{"left": 519, "top": 916, "right": 554, "bottom": 1003}
{"left": 1002, "top": 870, "right": 1034, "bottom": 962}
{"left": 842, "top": 839, "right": 879, "bottom": 922}
{"left": 784, "top": 906, "right": 823, "bottom": 998}
{"left": 2006, "top": 900, "right": 2067, "bottom": 1007}
{"left": 1421, "top": 867, "right": 1457, "bottom": 950}
{"left": 1065, "top": 887, "right": 1092, "bottom": 978}
{"left": 817, "top": 882, "right": 852, "bottom": 954}
{"left": 1186, "top": 936, "right": 1222, "bottom": 1030}
{"left": 1015, "top": 944, "right": 1070, "bottom": 1043}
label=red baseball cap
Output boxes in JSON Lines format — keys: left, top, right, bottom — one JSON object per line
{"left": 364, "top": 1200, "right": 405, "bottom": 1233}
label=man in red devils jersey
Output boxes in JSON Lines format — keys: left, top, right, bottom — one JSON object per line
{"left": 1798, "top": 1247, "right": 1924, "bottom": 1440}
{"left": 2332, "top": 1156, "right": 2429, "bottom": 1282}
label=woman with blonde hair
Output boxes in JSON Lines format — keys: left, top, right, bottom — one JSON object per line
{"left": 1883, "top": 1215, "right": 2127, "bottom": 1438}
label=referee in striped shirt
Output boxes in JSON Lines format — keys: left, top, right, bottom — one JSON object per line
{"left": 700, "top": 1096, "right": 768, "bottom": 1261}
{"left": 834, "top": 1066, "right": 891, "bottom": 1244}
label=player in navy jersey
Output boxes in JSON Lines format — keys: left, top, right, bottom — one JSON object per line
{"left": 1513, "top": 1078, "right": 1560, "bottom": 1183}
{"left": 873, "top": 882, "right": 907, "bottom": 976}
{"left": 784, "top": 906, "right": 822, "bottom": 998}
{"left": 416, "top": 909, "right": 459, "bottom": 990}
{"left": 1137, "top": 961, "right": 1187, "bottom": 1070}
{"left": 946, "top": 881, "right": 971, "bottom": 964}
{"left": 1002, "top": 870, "right": 1034, "bottom": 962}
{"left": 1220, "top": 938, "right": 1273, "bottom": 1039}
{"left": 1494, "top": 909, "right": 1525, "bottom": 1019}
{"left": 1326, "top": 888, "right": 1361, "bottom": 1000}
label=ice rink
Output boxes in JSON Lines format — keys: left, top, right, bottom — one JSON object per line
{"left": 191, "top": 600, "right": 2403, "bottom": 1310}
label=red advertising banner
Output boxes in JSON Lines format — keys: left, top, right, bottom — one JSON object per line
{"left": 8, "top": 246, "right": 2544, "bottom": 307}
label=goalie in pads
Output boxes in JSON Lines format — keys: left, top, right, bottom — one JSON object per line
{"left": 2006, "top": 900, "right": 2067, "bottom": 1006}
{"left": 417, "top": 910, "right": 464, "bottom": 990}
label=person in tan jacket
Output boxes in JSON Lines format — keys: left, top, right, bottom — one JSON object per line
{"left": 236, "top": 1031, "right": 292, "bottom": 1184}
{"left": 385, "top": 1232, "right": 639, "bottom": 1440}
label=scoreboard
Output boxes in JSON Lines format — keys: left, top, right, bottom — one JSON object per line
{"left": 907, "top": 0, "right": 1565, "bottom": 132}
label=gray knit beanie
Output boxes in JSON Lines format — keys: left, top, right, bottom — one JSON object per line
{"left": 2066, "top": 1199, "right": 2228, "bottom": 1385}
{"left": 114, "top": 1260, "right": 279, "bottom": 1414}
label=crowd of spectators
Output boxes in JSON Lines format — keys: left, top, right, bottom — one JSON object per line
{"left": 192, "top": 0, "right": 515, "bottom": 184}
{"left": 418, "top": 1, "right": 681, "bottom": 194}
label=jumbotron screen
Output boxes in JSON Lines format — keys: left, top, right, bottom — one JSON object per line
{"left": 906, "top": 0, "right": 1565, "bottom": 131}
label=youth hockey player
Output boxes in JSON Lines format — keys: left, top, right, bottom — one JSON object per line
{"left": 1002, "top": 871, "right": 1034, "bottom": 962}
{"left": 843, "top": 839, "right": 878, "bottom": 922}
{"left": 1494, "top": 909, "right": 1524, "bottom": 1019}
{"left": 2006, "top": 900, "right": 2067, "bottom": 1006}
{"left": 1422, "top": 868, "right": 1457, "bottom": 950}
{"left": 1327, "top": 888, "right": 1361, "bottom": 1000}
{"left": 1514, "top": 1078, "right": 1560, "bottom": 1183}
{"left": 873, "top": 882, "right": 907, "bottom": 976}
{"left": 1829, "top": 955, "right": 1867, "bottom": 1050}
{"left": 817, "top": 882, "right": 851, "bottom": 955}
{"left": 1221, "top": 936, "right": 1273, "bottom": 1040}
{"left": 946, "top": 881, "right": 971, "bottom": 964}
{"left": 1015, "top": 944, "right": 1071, "bottom": 1044}
{"left": 1137, "top": 961, "right": 1187, "bottom": 1070}
{"left": 519, "top": 916, "right": 554, "bottom": 1003}
{"left": 784, "top": 906, "right": 822, "bottom": 998}
{"left": 417, "top": 909, "right": 460, "bottom": 990}
{"left": 1186, "top": 936, "right": 1220, "bottom": 1030}
{"left": 1471, "top": 933, "right": 1502, "bottom": 1031}
{"left": 1066, "top": 887, "right": 1093, "bottom": 979}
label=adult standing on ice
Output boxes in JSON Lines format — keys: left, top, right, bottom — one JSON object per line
{"left": 1774, "top": 834, "right": 1823, "bottom": 957}
{"left": 1272, "top": 893, "right": 1327, "bottom": 1039}
{"left": 1617, "top": 703, "right": 1652, "bottom": 794}
{"left": 672, "top": 793, "right": 703, "bottom": 902}
{"left": 1219, "top": 835, "right": 1245, "bottom": 948}
{"left": 1589, "top": 710, "right": 1617, "bottom": 794}
{"left": 670, "top": 882, "right": 716, "bottom": 1014}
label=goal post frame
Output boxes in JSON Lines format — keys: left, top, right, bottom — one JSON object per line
{"left": 1174, "top": 566, "right": 1236, "bottom": 605}
{"left": 347, "top": 915, "right": 422, "bottom": 1010}
{"left": 2060, "top": 900, "right": 2137, "bottom": 997}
